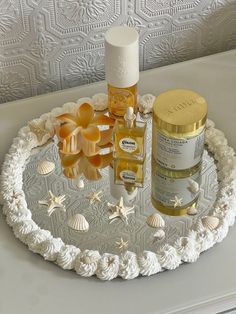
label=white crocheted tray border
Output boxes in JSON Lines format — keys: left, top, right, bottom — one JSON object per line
{"left": 1, "top": 94, "right": 236, "bottom": 281}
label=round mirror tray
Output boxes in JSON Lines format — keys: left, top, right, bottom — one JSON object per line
{"left": 1, "top": 95, "right": 236, "bottom": 281}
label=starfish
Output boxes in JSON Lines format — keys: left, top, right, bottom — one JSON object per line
{"left": 107, "top": 197, "right": 135, "bottom": 224}
{"left": 115, "top": 238, "right": 129, "bottom": 252}
{"left": 86, "top": 190, "right": 103, "bottom": 205}
{"left": 28, "top": 120, "right": 50, "bottom": 143}
{"left": 170, "top": 195, "right": 183, "bottom": 208}
{"left": 38, "top": 190, "right": 66, "bottom": 216}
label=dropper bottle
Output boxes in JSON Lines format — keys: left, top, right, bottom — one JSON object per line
{"left": 113, "top": 106, "right": 146, "bottom": 161}
{"left": 124, "top": 106, "right": 136, "bottom": 129}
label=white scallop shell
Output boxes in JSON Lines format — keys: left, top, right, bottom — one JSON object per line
{"left": 146, "top": 213, "right": 165, "bottom": 228}
{"left": 188, "top": 179, "right": 199, "bottom": 194}
{"left": 77, "top": 178, "right": 84, "bottom": 189}
{"left": 153, "top": 229, "right": 165, "bottom": 240}
{"left": 67, "top": 214, "right": 89, "bottom": 232}
{"left": 37, "top": 160, "right": 55, "bottom": 175}
{"left": 187, "top": 204, "right": 198, "bottom": 215}
{"left": 201, "top": 216, "right": 219, "bottom": 231}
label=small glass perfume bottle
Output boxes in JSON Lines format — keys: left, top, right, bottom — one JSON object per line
{"left": 114, "top": 157, "right": 145, "bottom": 189}
{"left": 113, "top": 107, "right": 146, "bottom": 161}
{"left": 109, "top": 164, "right": 138, "bottom": 201}
{"left": 105, "top": 26, "right": 139, "bottom": 117}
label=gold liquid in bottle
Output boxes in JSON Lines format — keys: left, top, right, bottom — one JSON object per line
{"left": 114, "top": 157, "right": 145, "bottom": 188}
{"left": 108, "top": 83, "right": 137, "bottom": 117}
{"left": 105, "top": 26, "right": 139, "bottom": 117}
{"left": 113, "top": 107, "right": 146, "bottom": 160}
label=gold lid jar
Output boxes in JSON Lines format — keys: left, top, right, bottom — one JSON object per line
{"left": 152, "top": 89, "right": 208, "bottom": 171}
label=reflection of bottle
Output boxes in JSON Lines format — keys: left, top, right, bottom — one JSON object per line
{"left": 113, "top": 107, "right": 146, "bottom": 161}
{"left": 109, "top": 165, "right": 137, "bottom": 202}
{"left": 114, "top": 158, "right": 145, "bottom": 188}
{"left": 151, "top": 158, "right": 201, "bottom": 216}
{"left": 105, "top": 26, "right": 139, "bottom": 117}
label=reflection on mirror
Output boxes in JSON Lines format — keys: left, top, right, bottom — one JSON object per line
{"left": 151, "top": 158, "right": 201, "bottom": 216}
{"left": 23, "top": 116, "right": 218, "bottom": 254}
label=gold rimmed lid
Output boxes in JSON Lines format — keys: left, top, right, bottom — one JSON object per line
{"left": 153, "top": 89, "right": 208, "bottom": 134}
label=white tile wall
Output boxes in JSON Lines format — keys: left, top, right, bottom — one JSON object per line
{"left": 0, "top": 0, "right": 236, "bottom": 103}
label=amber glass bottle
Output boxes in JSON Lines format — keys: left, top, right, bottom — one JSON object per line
{"left": 105, "top": 26, "right": 139, "bottom": 117}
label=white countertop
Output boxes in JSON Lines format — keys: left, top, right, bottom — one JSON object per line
{"left": 0, "top": 50, "right": 236, "bottom": 314}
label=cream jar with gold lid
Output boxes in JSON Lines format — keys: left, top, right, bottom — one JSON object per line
{"left": 152, "top": 89, "right": 208, "bottom": 173}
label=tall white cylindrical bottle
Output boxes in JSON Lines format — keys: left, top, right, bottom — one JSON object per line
{"left": 105, "top": 26, "right": 139, "bottom": 117}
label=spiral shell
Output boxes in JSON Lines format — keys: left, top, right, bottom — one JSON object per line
{"left": 146, "top": 213, "right": 165, "bottom": 228}
{"left": 37, "top": 160, "right": 55, "bottom": 175}
{"left": 188, "top": 179, "right": 199, "bottom": 194}
{"left": 77, "top": 178, "right": 84, "bottom": 189}
{"left": 153, "top": 229, "right": 165, "bottom": 240}
{"left": 201, "top": 216, "right": 219, "bottom": 231}
{"left": 67, "top": 214, "right": 89, "bottom": 232}
{"left": 187, "top": 204, "right": 198, "bottom": 215}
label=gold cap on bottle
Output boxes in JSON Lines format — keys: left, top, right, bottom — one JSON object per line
{"left": 153, "top": 89, "right": 208, "bottom": 134}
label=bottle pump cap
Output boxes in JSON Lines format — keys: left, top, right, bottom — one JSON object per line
{"left": 105, "top": 26, "right": 139, "bottom": 88}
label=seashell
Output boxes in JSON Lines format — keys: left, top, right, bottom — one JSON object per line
{"left": 187, "top": 204, "right": 198, "bottom": 215}
{"left": 188, "top": 179, "right": 199, "bottom": 194}
{"left": 138, "top": 94, "right": 155, "bottom": 114}
{"left": 37, "top": 160, "right": 55, "bottom": 175}
{"left": 92, "top": 93, "right": 108, "bottom": 111}
{"left": 77, "top": 178, "right": 84, "bottom": 189}
{"left": 67, "top": 214, "right": 89, "bottom": 232}
{"left": 146, "top": 213, "right": 165, "bottom": 228}
{"left": 201, "top": 216, "right": 219, "bottom": 231}
{"left": 153, "top": 229, "right": 165, "bottom": 241}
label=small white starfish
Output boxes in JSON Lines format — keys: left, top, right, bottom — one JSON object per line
{"left": 115, "top": 238, "right": 129, "bottom": 252}
{"left": 86, "top": 190, "right": 103, "bottom": 205}
{"left": 170, "top": 195, "right": 183, "bottom": 208}
{"left": 38, "top": 190, "right": 66, "bottom": 216}
{"left": 107, "top": 197, "right": 135, "bottom": 224}
{"left": 28, "top": 120, "right": 49, "bottom": 143}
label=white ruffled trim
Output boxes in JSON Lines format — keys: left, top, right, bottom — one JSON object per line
{"left": 118, "top": 251, "right": 140, "bottom": 279}
{"left": 138, "top": 251, "right": 161, "bottom": 276}
{"left": 0, "top": 101, "right": 236, "bottom": 280}
{"left": 157, "top": 244, "right": 181, "bottom": 270}
{"left": 75, "top": 250, "right": 101, "bottom": 277}
{"left": 40, "top": 238, "right": 64, "bottom": 261}
{"left": 57, "top": 245, "right": 81, "bottom": 270}
{"left": 96, "top": 253, "right": 120, "bottom": 281}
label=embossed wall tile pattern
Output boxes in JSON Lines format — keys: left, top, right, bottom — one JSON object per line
{"left": 0, "top": 0, "right": 236, "bottom": 104}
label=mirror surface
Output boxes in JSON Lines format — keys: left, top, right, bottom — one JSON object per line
{"left": 23, "top": 119, "right": 218, "bottom": 254}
